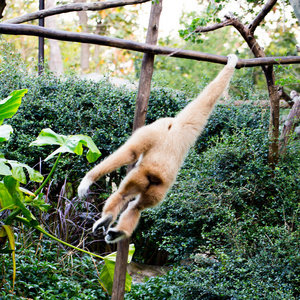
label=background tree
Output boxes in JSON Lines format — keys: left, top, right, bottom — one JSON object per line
{"left": 74, "top": 0, "right": 90, "bottom": 73}
{"left": 180, "top": 0, "right": 299, "bottom": 166}
{"left": 46, "top": 0, "right": 63, "bottom": 76}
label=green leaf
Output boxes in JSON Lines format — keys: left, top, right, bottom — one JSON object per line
{"left": 0, "top": 158, "right": 43, "bottom": 184}
{"left": 99, "top": 244, "right": 135, "bottom": 294}
{"left": 0, "top": 160, "right": 12, "bottom": 176}
{"left": 3, "top": 176, "right": 38, "bottom": 225}
{"left": 0, "top": 225, "right": 16, "bottom": 290}
{"left": 30, "top": 128, "right": 101, "bottom": 163}
{"left": 0, "top": 89, "right": 27, "bottom": 125}
{"left": 0, "top": 124, "right": 13, "bottom": 143}
{"left": 0, "top": 249, "right": 14, "bottom": 253}
{"left": 0, "top": 181, "right": 16, "bottom": 210}
{"left": 24, "top": 193, "right": 51, "bottom": 212}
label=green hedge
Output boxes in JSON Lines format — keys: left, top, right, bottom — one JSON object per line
{"left": 130, "top": 108, "right": 300, "bottom": 298}
{"left": 0, "top": 238, "right": 109, "bottom": 300}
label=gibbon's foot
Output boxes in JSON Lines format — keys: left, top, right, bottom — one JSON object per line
{"left": 92, "top": 214, "right": 113, "bottom": 234}
{"left": 105, "top": 228, "right": 127, "bottom": 244}
{"left": 227, "top": 54, "right": 238, "bottom": 68}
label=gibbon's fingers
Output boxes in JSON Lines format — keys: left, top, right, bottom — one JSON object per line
{"left": 92, "top": 214, "right": 113, "bottom": 233}
{"left": 78, "top": 176, "right": 94, "bottom": 198}
{"left": 227, "top": 54, "right": 238, "bottom": 68}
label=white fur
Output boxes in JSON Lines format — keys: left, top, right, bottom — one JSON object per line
{"left": 78, "top": 175, "right": 94, "bottom": 198}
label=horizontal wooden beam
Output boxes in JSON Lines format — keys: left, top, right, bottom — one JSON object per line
{"left": 0, "top": 23, "right": 300, "bottom": 68}
{"left": 2, "top": 0, "right": 151, "bottom": 24}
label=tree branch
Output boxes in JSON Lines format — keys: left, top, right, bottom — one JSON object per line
{"left": 279, "top": 90, "right": 300, "bottom": 155}
{"left": 278, "top": 86, "right": 294, "bottom": 107}
{"left": 195, "top": 17, "right": 234, "bottom": 33}
{"left": 248, "top": 0, "right": 277, "bottom": 34}
{"left": 2, "top": 0, "right": 151, "bottom": 24}
{"left": 0, "top": 23, "right": 300, "bottom": 67}
{"left": 0, "top": 0, "right": 6, "bottom": 19}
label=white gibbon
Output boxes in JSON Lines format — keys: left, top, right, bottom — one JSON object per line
{"left": 78, "top": 54, "right": 238, "bottom": 243}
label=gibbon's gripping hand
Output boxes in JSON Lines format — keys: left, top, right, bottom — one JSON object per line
{"left": 92, "top": 215, "right": 113, "bottom": 234}
{"left": 77, "top": 175, "right": 94, "bottom": 198}
{"left": 105, "top": 228, "right": 127, "bottom": 244}
{"left": 227, "top": 54, "right": 238, "bottom": 68}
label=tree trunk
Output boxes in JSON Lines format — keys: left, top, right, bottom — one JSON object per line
{"left": 74, "top": 0, "right": 89, "bottom": 73}
{"left": 38, "top": 0, "right": 45, "bottom": 75}
{"left": 46, "top": 0, "right": 63, "bottom": 76}
{"left": 229, "top": 10, "right": 280, "bottom": 167}
{"left": 111, "top": 1, "right": 162, "bottom": 300}
{"left": 279, "top": 91, "right": 300, "bottom": 155}
{"left": 289, "top": 0, "right": 300, "bottom": 23}
{"left": 265, "top": 66, "right": 280, "bottom": 166}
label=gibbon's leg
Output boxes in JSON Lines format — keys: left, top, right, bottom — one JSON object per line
{"left": 105, "top": 184, "right": 168, "bottom": 243}
{"left": 92, "top": 167, "right": 151, "bottom": 233}
{"left": 78, "top": 125, "right": 155, "bottom": 198}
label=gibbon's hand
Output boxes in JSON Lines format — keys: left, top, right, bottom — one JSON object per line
{"left": 92, "top": 214, "right": 113, "bottom": 233}
{"left": 227, "top": 54, "right": 238, "bottom": 68}
{"left": 77, "top": 176, "right": 93, "bottom": 198}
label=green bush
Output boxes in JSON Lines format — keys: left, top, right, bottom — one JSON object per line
{"left": 129, "top": 105, "right": 300, "bottom": 298}
{"left": 0, "top": 237, "right": 109, "bottom": 299}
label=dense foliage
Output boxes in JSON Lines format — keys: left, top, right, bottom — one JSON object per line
{"left": 130, "top": 119, "right": 300, "bottom": 299}
{"left": 1, "top": 51, "right": 300, "bottom": 299}
{"left": 1, "top": 238, "right": 109, "bottom": 300}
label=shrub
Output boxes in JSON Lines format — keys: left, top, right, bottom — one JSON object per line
{"left": 0, "top": 237, "right": 109, "bottom": 299}
{"left": 128, "top": 104, "right": 300, "bottom": 298}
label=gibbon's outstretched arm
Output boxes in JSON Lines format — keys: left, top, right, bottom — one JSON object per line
{"left": 78, "top": 54, "right": 238, "bottom": 243}
{"left": 175, "top": 54, "right": 238, "bottom": 143}
{"left": 78, "top": 124, "right": 156, "bottom": 198}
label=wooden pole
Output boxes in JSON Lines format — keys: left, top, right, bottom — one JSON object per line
{"left": 110, "top": 1, "right": 162, "bottom": 299}
{"left": 2, "top": 23, "right": 300, "bottom": 67}
{"left": 132, "top": 0, "right": 162, "bottom": 130}
{"left": 38, "top": 0, "right": 44, "bottom": 75}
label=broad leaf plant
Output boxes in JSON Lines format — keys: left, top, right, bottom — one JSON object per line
{"left": 0, "top": 89, "right": 134, "bottom": 295}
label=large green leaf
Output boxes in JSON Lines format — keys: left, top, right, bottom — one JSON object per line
{"left": 0, "top": 225, "right": 16, "bottom": 290}
{"left": 0, "top": 124, "right": 13, "bottom": 143}
{"left": 0, "top": 181, "right": 16, "bottom": 210}
{"left": 0, "top": 89, "right": 27, "bottom": 125}
{"left": 0, "top": 158, "right": 43, "bottom": 184}
{"left": 99, "top": 244, "right": 135, "bottom": 295}
{"left": 30, "top": 128, "right": 101, "bottom": 163}
{"left": 2, "top": 176, "right": 38, "bottom": 226}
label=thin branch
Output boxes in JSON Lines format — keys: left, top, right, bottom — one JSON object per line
{"left": 2, "top": 0, "right": 151, "bottom": 24}
{"left": 278, "top": 87, "right": 294, "bottom": 107}
{"left": 249, "top": 0, "right": 277, "bottom": 34}
{"left": 0, "top": 0, "right": 6, "bottom": 19}
{"left": 195, "top": 16, "right": 234, "bottom": 33}
{"left": 0, "top": 23, "right": 300, "bottom": 67}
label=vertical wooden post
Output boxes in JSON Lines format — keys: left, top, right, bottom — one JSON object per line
{"left": 38, "top": 0, "right": 44, "bottom": 75}
{"left": 110, "top": 1, "right": 163, "bottom": 299}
